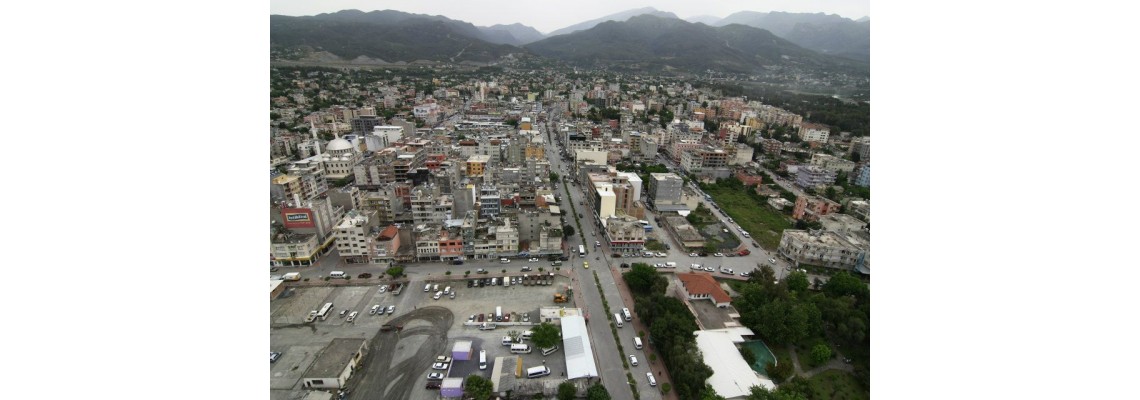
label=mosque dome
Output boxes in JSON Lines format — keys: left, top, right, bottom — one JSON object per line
{"left": 326, "top": 137, "right": 353, "bottom": 152}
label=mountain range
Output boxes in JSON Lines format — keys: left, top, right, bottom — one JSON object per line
{"left": 545, "top": 7, "right": 679, "bottom": 37}
{"left": 270, "top": 8, "right": 868, "bottom": 73}
{"left": 525, "top": 15, "right": 864, "bottom": 74}
{"left": 714, "top": 11, "right": 869, "bottom": 61}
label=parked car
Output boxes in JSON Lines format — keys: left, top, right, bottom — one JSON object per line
{"left": 370, "top": 305, "right": 381, "bottom": 315}
{"left": 629, "top": 355, "right": 639, "bottom": 366}
{"left": 689, "top": 252, "right": 699, "bottom": 257}
{"left": 431, "top": 362, "right": 450, "bottom": 370}
{"left": 452, "top": 260, "right": 464, "bottom": 265}
{"left": 427, "top": 372, "right": 444, "bottom": 381}
{"left": 713, "top": 253, "right": 725, "bottom": 257}
{"left": 425, "top": 382, "right": 441, "bottom": 390}
{"left": 528, "top": 258, "right": 539, "bottom": 262}
{"left": 270, "top": 352, "right": 282, "bottom": 363}
{"left": 477, "top": 268, "right": 488, "bottom": 274}
{"left": 347, "top": 311, "right": 359, "bottom": 322}
{"left": 339, "top": 310, "right": 349, "bottom": 318}
{"left": 387, "top": 305, "right": 395, "bottom": 314}
{"left": 769, "top": 258, "right": 777, "bottom": 264}
{"left": 740, "top": 271, "right": 752, "bottom": 277}
{"left": 521, "top": 266, "right": 532, "bottom": 272}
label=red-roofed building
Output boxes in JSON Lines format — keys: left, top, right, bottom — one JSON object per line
{"left": 677, "top": 273, "right": 732, "bottom": 308}
{"left": 370, "top": 225, "right": 401, "bottom": 266}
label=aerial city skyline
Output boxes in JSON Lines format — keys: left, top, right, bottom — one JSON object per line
{"left": 270, "top": 4, "right": 869, "bottom": 400}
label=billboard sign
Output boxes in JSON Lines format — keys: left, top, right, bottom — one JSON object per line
{"left": 282, "top": 208, "right": 315, "bottom": 228}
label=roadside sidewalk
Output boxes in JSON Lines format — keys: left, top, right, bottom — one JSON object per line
{"left": 609, "top": 266, "right": 679, "bottom": 400}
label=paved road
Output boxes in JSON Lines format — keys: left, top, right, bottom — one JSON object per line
{"left": 546, "top": 114, "right": 660, "bottom": 400}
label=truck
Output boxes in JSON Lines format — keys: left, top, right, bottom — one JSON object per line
{"left": 495, "top": 306, "right": 503, "bottom": 320}
{"left": 282, "top": 272, "right": 301, "bottom": 281}
{"left": 554, "top": 293, "right": 568, "bottom": 303}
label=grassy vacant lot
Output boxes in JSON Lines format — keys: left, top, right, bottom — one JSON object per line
{"left": 806, "top": 370, "right": 868, "bottom": 400}
{"left": 703, "top": 185, "right": 793, "bottom": 250}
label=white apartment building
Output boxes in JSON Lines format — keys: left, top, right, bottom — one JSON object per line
{"left": 334, "top": 210, "right": 374, "bottom": 264}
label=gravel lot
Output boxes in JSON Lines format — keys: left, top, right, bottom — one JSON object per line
{"left": 271, "top": 274, "right": 575, "bottom": 400}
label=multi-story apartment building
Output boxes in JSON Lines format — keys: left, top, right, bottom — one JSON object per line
{"left": 777, "top": 229, "right": 869, "bottom": 272}
{"left": 647, "top": 173, "right": 684, "bottom": 208}
{"left": 799, "top": 123, "right": 830, "bottom": 143}
{"left": 759, "top": 138, "right": 783, "bottom": 156}
{"left": 854, "top": 164, "right": 870, "bottom": 187}
{"left": 732, "top": 143, "right": 754, "bottom": 165}
{"left": 809, "top": 153, "right": 856, "bottom": 173}
{"left": 604, "top": 216, "right": 646, "bottom": 255}
{"left": 794, "top": 165, "right": 837, "bottom": 190}
{"left": 679, "top": 148, "right": 729, "bottom": 173}
{"left": 369, "top": 225, "right": 400, "bottom": 266}
{"left": 847, "top": 200, "right": 870, "bottom": 223}
{"left": 467, "top": 154, "right": 490, "bottom": 177}
{"left": 270, "top": 231, "right": 322, "bottom": 267}
{"left": 792, "top": 195, "right": 841, "bottom": 221}
{"left": 334, "top": 209, "right": 378, "bottom": 264}
{"left": 848, "top": 136, "right": 870, "bottom": 162}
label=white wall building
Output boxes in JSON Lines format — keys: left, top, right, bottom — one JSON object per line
{"left": 302, "top": 338, "right": 369, "bottom": 390}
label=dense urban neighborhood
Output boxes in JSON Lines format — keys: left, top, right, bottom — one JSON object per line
{"left": 270, "top": 8, "right": 870, "bottom": 400}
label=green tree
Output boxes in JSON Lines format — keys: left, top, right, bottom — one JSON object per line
{"left": 562, "top": 224, "right": 575, "bottom": 237}
{"left": 465, "top": 374, "right": 493, "bottom": 400}
{"left": 764, "top": 358, "right": 795, "bottom": 383}
{"left": 745, "top": 385, "right": 808, "bottom": 400}
{"left": 550, "top": 172, "right": 560, "bottom": 182}
{"left": 531, "top": 322, "right": 561, "bottom": 349}
{"left": 386, "top": 266, "right": 404, "bottom": 278}
{"left": 623, "top": 263, "right": 660, "bottom": 295}
{"left": 558, "top": 381, "right": 577, "bottom": 400}
{"left": 586, "top": 383, "right": 612, "bottom": 400}
{"left": 701, "top": 384, "right": 728, "bottom": 399}
{"left": 810, "top": 343, "right": 833, "bottom": 366}
{"left": 785, "top": 271, "right": 809, "bottom": 293}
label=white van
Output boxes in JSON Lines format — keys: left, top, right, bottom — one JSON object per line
{"left": 479, "top": 350, "right": 488, "bottom": 370}
{"left": 282, "top": 272, "right": 301, "bottom": 281}
{"left": 424, "top": 283, "right": 432, "bottom": 292}
{"left": 329, "top": 271, "right": 347, "bottom": 279}
{"left": 526, "top": 366, "right": 551, "bottom": 379}
{"left": 540, "top": 345, "right": 559, "bottom": 356}
{"left": 521, "top": 330, "right": 533, "bottom": 340}
{"left": 664, "top": 262, "right": 677, "bottom": 268}
{"left": 502, "top": 336, "right": 514, "bottom": 346}
{"left": 634, "top": 337, "right": 643, "bottom": 350}
{"left": 622, "top": 308, "right": 632, "bottom": 321}
{"left": 614, "top": 313, "right": 623, "bottom": 328}
{"left": 510, "top": 344, "right": 532, "bottom": 354}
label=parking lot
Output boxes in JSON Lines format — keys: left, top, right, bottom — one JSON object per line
{"left": 270, "top": 273, "right": 575, "bottom": 400}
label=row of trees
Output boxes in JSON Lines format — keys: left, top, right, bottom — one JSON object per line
{"left": 623, "top": 263, "right": 717, "bottom": 399}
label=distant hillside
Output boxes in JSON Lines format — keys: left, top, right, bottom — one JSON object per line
{"left": 479, "top": 23, "right": 546, "bottom": 45}
{"left": 716, "top": 11, "right": 869, "bottom": 61}
{"left": 526, "top": 15, "right": 864, "bottom": 74}
{"left": 685, "top": 15, "right": 722, "bottom": 26}
{"left": 546, "top": 7, "right": 679, "bottom": 37}
{"left": 270, "top": 10, "right": 522, "bottom": 63}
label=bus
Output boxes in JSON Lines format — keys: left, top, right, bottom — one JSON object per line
{"left": 638, "top": 220, "right": 653, "bottom": 232}
{"left": 578, "top": 245, "right": 586, "bottom": 257}
{"left": 316, "top": 302, "right": 334, "bottom": 321}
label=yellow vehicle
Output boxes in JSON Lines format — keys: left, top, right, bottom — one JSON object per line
{"left": 583, "top": 261, "right": 589, "bottom": 269}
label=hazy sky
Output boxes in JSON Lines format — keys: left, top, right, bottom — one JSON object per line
{"left": 269, "top": 0, "right": 870, "bottom": 34}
